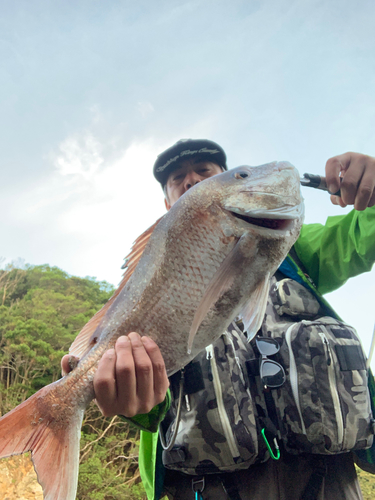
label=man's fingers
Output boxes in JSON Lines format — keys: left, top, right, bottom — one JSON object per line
{"left": 114, "top": 335, "right": 137, "bottom": 416}
{"left": 61, "top": 355, "right": 70, "bottom": 376}
{"left": 93, "top": 333, "right": 169, "bottom": 418}
{"left": 367, "top": 189, "right": 375, "bottom": 208}
{"left": 325, "top": 154, "right": 349, "bottom": 194}
{"left": 127, "top": 332, "right": 154, "bottom": 414}
{"left": 141, "top": 336, "right": 169, "bottom": 404}
{"left": 354, "top": 166, "right": 375, "bottom": 211}
{"left": 61, "top": 354, "right": 79, "bottom": 376}
{"left": 330, "top": 194, "right": 347, "bottom": 208}
{"left": 326, "top": 152, "right": 363, "bottom": 205}
{"left": 326, "top": 152, "right": 375, "bottom": 210}
{"left": 94, "top": 348, "right": 118, "bottom": 416}
{"left": 340, "top": 162, "right": 364, "bottom": 206}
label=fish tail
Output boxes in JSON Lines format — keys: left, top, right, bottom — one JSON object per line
{"left": 0, "top": 383, "right": 84, "bottom": 500}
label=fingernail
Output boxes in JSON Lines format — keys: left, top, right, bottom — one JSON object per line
{"left": 128, "top": 331, "right": 141, "bottom": 341}
{"left": 116, "top": 336, "right": 129, "bottom": 347}
{"left": 105, "top": 348, "right": 116, "bottom": 359}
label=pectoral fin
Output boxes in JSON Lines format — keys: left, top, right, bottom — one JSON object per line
{"left": 240, "top": 273, "right": 270, "bottom": 341}
{"left": 187, "top": 239, "right": 248, "bottom": 354}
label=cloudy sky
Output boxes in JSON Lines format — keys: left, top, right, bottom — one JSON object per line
{"left": 1, "top": 0, "right": 374, "bottom": 364}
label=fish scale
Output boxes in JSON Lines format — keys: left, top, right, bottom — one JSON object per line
{"left": 0, "top": 161, "right": 304, "bottom": 500}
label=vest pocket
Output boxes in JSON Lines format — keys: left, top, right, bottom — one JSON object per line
{"left": 162, "top": 329, "right": 266, "bottom": 474}
{"left": 271, "top": 318, "right": 373, "bottom": 454}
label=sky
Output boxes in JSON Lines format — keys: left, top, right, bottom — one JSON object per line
{"left": 1, "top": 0, "right": 375, "bottom": 364}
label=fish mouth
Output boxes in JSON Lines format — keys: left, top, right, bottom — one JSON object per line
{"left": 230, "top": 211, "right": 293, "bottom": 231}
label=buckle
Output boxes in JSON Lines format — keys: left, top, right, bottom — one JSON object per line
{"left": 192, "top": 476, "right": 205, "bottom": 493}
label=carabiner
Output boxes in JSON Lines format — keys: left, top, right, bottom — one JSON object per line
{"left": 192, "top": 476, "right": 205, "bottom": 500}
{"left": 261, "top": 427, "right": 281, "bottom": 460}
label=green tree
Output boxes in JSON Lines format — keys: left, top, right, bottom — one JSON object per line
{"left": 0, "top": 264, "right": 147, "bottom": 499}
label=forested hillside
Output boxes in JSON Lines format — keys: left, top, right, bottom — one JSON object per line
{"left": 0, "top": 264, "right": 146, "bottom": 500}
{"left": 0, "top": 264, "right": 374, "bottom": 499}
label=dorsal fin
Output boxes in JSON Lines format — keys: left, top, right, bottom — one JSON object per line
{"left": 68, "top": 217, "right": 163, "bottom": 359}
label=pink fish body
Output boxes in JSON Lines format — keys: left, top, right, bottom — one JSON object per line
{"left": 0, "top": 162, "right": 304, "bottom": 499}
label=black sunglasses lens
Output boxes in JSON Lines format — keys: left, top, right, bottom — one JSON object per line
{"left": 262, "top": 360, "right": 285, "bottom": 387}
{"left": 256, "top": 337, "right": 280, "bottom": 356}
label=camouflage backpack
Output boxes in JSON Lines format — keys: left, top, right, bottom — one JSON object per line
{"left": 160, "top": 277, "right": 375, "bottom": 474}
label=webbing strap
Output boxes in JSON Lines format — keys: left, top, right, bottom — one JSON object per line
{"left": 159, "top": 369, "right": 184, "bottom": 451}
{"left": 299, "top": 457, "right": 327, "bottom": 500}
{"left": 220, "top": 474, "right": 242, "bottom": 500}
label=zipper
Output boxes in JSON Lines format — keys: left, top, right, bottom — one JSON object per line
{"left": 225, "top": 332, "right": 247, "bottom": 388}
{"left": 206, "top": 345, "right": 240, "bottom": 459}
{"left": 285, "top": 324, "right": 306, "bottom": 434}
{"left": 318, "top": 331, "right": 344, "bottom": 448}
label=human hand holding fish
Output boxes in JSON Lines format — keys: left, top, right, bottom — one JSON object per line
{"left": 93, "top": 333, "right": 169, "bottom": 417}
{"left": 62, "top": 335, "right": 169, "bottom": 419}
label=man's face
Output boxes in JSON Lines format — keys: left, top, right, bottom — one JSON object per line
{"left": 164, "top": 158, "right": 223, "bottom": 210}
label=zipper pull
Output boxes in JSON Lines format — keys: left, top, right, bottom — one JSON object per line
{"left": 318, "top": 332, "right": 332, "bottom": 365}
{"left": 206, "top": 345, "right": 213, "bottom": 382}
{"left": 323, "top": 336, "right": 331, "bottom": 365}
{"left": 185, "top": 394, "right": 191, "bottom": 412}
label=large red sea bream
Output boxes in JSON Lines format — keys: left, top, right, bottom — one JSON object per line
{"left": 0, "top": 161, "right": 304, "bottom": 499}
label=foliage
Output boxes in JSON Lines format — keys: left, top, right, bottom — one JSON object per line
{"left": 357, "top": 466, "right": 375, "bottom": 500}
{"left": 0, "top": 264, "right": 147, "bottom": 499}
{"left": 77, "top": 403, "right": 146, "bottom": 500}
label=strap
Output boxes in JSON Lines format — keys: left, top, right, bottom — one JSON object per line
{"left": 159, "top": 368, "right": 185, "bottom": 451}
{"left": 219, "top": 474, "right": 242, "bottom": 500}
{"left": 299, "top": 457, "right": 327, "bottom": 500}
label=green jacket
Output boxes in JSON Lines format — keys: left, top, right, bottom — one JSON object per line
{"left": 128, "top": 205, "right": 375, "bottom": 500}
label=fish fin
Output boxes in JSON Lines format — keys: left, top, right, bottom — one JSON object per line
{"left": 187, "top": 239, "right": 244, "bottom": 354}
{"left": 0, "top": 385, "right": 84, "bottom": 500}
{"left": 240, "top": 273, "right": 270, "bottom": 341}
{"left": 69, "top": 217, "right": 163, "bottom": 359}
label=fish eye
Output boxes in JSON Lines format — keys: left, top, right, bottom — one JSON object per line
{"left": 234, "top": 172, "right": 249, "bottom": 179}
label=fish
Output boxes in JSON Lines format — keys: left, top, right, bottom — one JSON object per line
{"left": 0, "top": 161, "right": 304, "bottom": 500}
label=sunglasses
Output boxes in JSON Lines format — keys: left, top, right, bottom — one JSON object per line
{"left": 256, "top": 337, "right": 286, "bottom": 389}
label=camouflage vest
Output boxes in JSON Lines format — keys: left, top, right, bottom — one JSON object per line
{"left": 161, "top": 277, "right": 374, "bottom": 475}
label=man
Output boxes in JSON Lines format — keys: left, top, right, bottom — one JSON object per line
{"left": 62, "top": 139, "right": 375, "bottom": 499}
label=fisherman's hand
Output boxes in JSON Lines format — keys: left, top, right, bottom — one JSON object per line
{"left": 325, "top": 152, "right": 375, "bottom": 211}
{"left": 93, "top": 333, "right": 170, "bottom": 418}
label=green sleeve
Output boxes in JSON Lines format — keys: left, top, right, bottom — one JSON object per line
{"left": 119, "top": 389, "right": 171, "bottom": 432}
{"left": 120, "top": 392, "right": 171, "bottom": 500}
{"left": 294, "top": 205, "right": 375, "bottom": 295}
{"left": 138, "top": 430, "right": 165, "bottom": 500}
